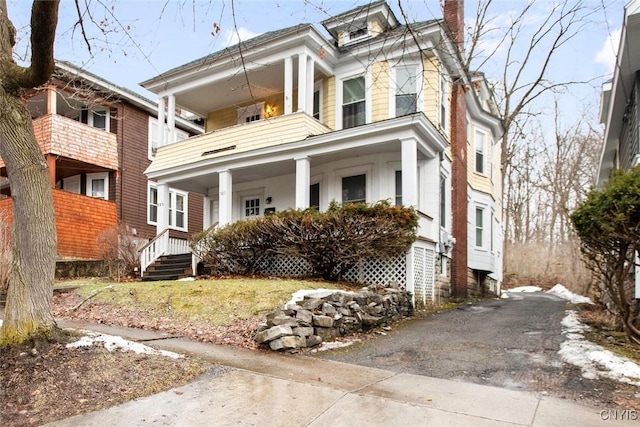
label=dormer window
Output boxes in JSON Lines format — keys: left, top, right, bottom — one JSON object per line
{"left": 347, "top": 25, "right": 368, "bottom": 42}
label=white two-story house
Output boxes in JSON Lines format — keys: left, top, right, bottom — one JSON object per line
{"left": 139, "top": 0, "right": 503, "bottom": 303}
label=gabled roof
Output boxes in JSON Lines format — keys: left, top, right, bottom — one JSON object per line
{"left": 55, "top": 61, "right": 203, "bottom": 134}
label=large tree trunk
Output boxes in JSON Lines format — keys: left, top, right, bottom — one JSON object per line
{"left": 0, "top": 0, "right": 60, "bottom": 346}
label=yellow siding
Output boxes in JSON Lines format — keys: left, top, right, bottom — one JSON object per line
{"left": 148, "top": 113, "right": 331, "bottom": 174}
{"left": 467, "top": 123, "right": 494, "bottom": 194}
{"left": 422, "top": 57, "right": 439, "bottom": 125}
{"left": 206, "top": 93, "right": 289, "bottom": 132}
{"left": 323, "top": 76, "right": 336, "bottom": 130}
{"left": 369, "top": 20, "right": 383, "bottom": 37}
{"left": 371, "top": 61, "right": 389, "bottom": 122}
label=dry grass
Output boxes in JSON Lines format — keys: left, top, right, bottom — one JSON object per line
{"left": 504, "top": 241, "right": 593, "bottom": 295}
{"left": 64, "top": 278, "right": 342, "bottom": 326}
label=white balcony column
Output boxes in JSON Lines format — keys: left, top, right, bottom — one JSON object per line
{"left": 167, "top": 94, "right": 176, "bottom": 144}
{"left": 46, "top": 85, "right": 56, "bottom": 115}
{"left": 297, "top": 52, "right": 308, "bottom": 112}
{"left": 306, "top": 56, "right": 314, "bottom": 114}
{"left": 157, "top": 96, "right": 166, "bottom": 147}
{"left": 284, "top": 56, "right": 293, "bottom": 115}
{"left": 156, "top": 183, "right": 171, "bottom": 233}
{"left": 203, "top": 196, "right": 212, "bottom": 229}
{"left": 295, "top": 156, "right": 311, "bottom": 210}
{"left": 401, "top": 138, "right": 419, "bottom": 208}
{"left": 218, "top": 169, "right": 233, "bottom": 226}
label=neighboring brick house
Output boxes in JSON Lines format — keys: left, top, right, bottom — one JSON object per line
{"left": 598, "top": 0, "right": 640, "bottom": 298}
{"left": 139, "top": 0, "right": 503, "bottom": 300}
{"left": 0, "top": 61, "right": 203, "bottom": 265}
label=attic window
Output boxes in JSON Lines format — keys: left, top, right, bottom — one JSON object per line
{"left": 350, "top": 26, "right": 367, "bottom": 40}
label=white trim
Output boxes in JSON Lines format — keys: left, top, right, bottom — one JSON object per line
{"left": 236, "top": 188, "right": 265, "bottom": 219}
{"left": 474, "top": 130, "right": 487, "bottom": 176}
{"left": 149, "top": 116, "right": 189, "bottom": 160}
{"left": 390, "top": 63, "right": 422, "bottom": 118}
{"left": 313, "top": 80, "right": 323, "bottom": 122}
{"left": 86, "top": 172, "right": 109, "bottom": 200}
{"left": 333, "top": 164, "right": 372, "bottom": 204}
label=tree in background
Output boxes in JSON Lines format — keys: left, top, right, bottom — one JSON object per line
{"left": 571, "top": 167, "right": 640, "bottom": 345}
{"left": 0, "top": 1, "right": 60, "bottom": 346}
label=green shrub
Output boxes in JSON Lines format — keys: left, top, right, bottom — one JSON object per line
{"left": 571, "top": 166, "right": 640, "bottom": 345}
{"left": 191, "top": 201, "right": 418, "bottom": 281}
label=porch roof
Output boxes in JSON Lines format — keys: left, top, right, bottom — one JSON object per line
{"left": 146, "top": 112, "right": 448, "bottom": 194}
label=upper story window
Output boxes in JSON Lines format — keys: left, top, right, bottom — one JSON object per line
{"left": 345, "top": 24, "right": 369, "bottom": 44}
{"left": 86, "top": 173, "right": 109, "bottom": 200}
{"left": 395, "top": 67, "right": 418, "bottom": 117}
{"left": 77, "top": 108, "right": 110, "bottom": 132}
{"left": 440, "top": 74, "right": 448, "bottom": 131}
{"left": 475, "top": 131, "right": 486, "bottom": 175}
{"left": 237, "top": 102, "right": 264, "bottom": 124}
{"left": 343, "top": 76, "right": 366, "bottom": 129}
{"left": 148, "top": 117, "right": 189, "bottom": 159}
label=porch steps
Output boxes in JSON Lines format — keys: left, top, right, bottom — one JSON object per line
{"left": 142, "top": 253, "right": 192, "bottom": 281}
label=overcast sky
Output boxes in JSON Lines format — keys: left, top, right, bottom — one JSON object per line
{"left": 5, "top": 0, "right": 626, "bottom": 125}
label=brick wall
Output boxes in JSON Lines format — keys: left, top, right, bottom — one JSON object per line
{"left": 0, "top": 189, "right": 117, "bottom": 260}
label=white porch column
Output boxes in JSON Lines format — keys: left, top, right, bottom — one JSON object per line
{"left": 46, "top": 85, "right": 56, "bottom": 115}
{"left": 295, "top": 156, "right": 311, "bottom": 210}
{"left": 218, "top": 170, "right": 233, "bottom": 226}
{"left": 297, "top": 52, "right": 308, "bottom": 112}
{"left": 401, "top": 138, "right": 419, "bottom": 208}
{"left": 158, "top": 96, "right": 166, "bottom": 147}
{"left": 306, "top": 56, "right": 314, "bottom": 114}
{"left": 284, "top": 56, "right": 293, "bottom": 115}
{"left": 203, "top": 196, "right": 212, "bottom": 229}
{"left": 167, "top": 94, "right": 176, "bottom": 144}
{"left": 156, "top": 183, "right": 170, "bottom": 233}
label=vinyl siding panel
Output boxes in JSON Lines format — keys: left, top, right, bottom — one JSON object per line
{"left": 422, "top": 57, "right": 440, "bottom": 126}
{"left": 371, "top": 61, "right": 389, "bottom": 122}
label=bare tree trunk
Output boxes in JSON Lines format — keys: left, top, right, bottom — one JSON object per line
{"left": 0, "top": 0, "right": 60, "bottom": 346}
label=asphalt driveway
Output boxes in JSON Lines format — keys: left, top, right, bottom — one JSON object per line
{"left": 313, "top": 292, "right": 632, "bottom": 406}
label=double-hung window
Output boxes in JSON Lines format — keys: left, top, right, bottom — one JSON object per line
{"left": 475, "top": 207, "right": 484, "bottom": 248}
{"left": 148, "top": 183, "right": 188, "bottom": 231}
{"left": 86, "top": 172, "right": 109, "bottom": 200}
{"left": 395, "top": 67, "right": 418, "bottom": 117}
{"left": 342, "top": 174, "right": 366, "bottom": 205}
{"left": 342, "top": 77, "right": 366, "bottom": 129}
{"left": 475, "top": 131, "right": 486, "bottom": 175}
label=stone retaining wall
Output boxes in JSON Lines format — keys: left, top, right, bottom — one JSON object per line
{"left": 255, "top": 285, "right": 413, "bottom": 352}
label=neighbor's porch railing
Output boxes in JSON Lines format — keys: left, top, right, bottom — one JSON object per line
{"left": 139, "top": 228, "right": 191, "bottom": 276}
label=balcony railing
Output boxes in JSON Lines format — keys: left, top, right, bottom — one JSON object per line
{"left": 0, "top": 114, "right": 119, "bottom": 170}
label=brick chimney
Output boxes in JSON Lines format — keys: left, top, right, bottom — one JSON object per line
{"left": 444, "top": 0, "right": 469, "bottom": 300}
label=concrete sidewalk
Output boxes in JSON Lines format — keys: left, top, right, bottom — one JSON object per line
{"left": 46, "top": 320, "right": 626, "bottom": 427}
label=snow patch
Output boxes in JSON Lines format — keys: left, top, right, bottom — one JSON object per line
{"left": 558, "top": 311, "right": 640, "bottom": 386}
{"left": 177, "top": 277, "right": 196, "bottom": 282}
{"left": 285, "top": 288, "right": 339, "bottom": 309}
{"left": 546, "top": 284, "right": 593, "bottom": 305}
{"left": 310, "top": 339, "right": 361, "bottom": 352}
{"left": 505, "top": 286, "right": 542, "bottom": 293}
{"left": 67, "top": 332, "right": 182, "bottom": 359}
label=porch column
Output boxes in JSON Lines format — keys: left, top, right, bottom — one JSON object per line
{"left": 45, "top": 154, "right": 56, "bottom": 188}
{"left": 203, "top": 196, "right": 212, "bottom": 229}
{"left": 295, "top": 156, "right": 310, "bottom": 210}
{"left": 46, "top": 85, "right": 56, "bottom": 115}
{"left": 297, "top": 52, "right": 308, "bottom": 112}
{"left": 167, "top": 94, "right": 176, "bottom": 144}
{"left": 156, "top": 183, "right": 170, "bottom": 233}
{"left": 284, "top": 56, "right": 293, "bottom": 115}
{"left": 401, "top": 138, "right": 418, "bottom": 208}
{"left": 158, "top": 96, "right": 166, "bottom": 147}
{"left": 218, "top": 169, "right": 233, "bottom": 226}
{"left": 306, "top": 56, "right": 314, "bottom": 114}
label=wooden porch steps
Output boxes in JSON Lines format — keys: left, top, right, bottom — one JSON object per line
{"left": 142, "top": 253, "right": 192, "bottom": 281}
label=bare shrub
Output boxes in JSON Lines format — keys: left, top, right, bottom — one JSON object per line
{"left": 504, "top": 240, "right": 593, "bottom": 294}
{"left": 97, "top": 224, "right": 143, "bottom": 280}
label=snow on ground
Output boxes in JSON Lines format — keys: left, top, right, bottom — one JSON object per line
{"left": 67, "top": 332, "right": 182, "bottom": 359}
{"left": 506, "top": 286, "right": 543, "bottom": 293}
{"left": 558, "top": 310, "right": 640, "bottom": 386}
{"left": 547, "top": 284, "right": 593, "bottom": 304}
{"left": 309, "top": 339, "right": 361, "bottom": 352}
{"left": 285, "top": 288, "right": 341, "bottom": 309}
